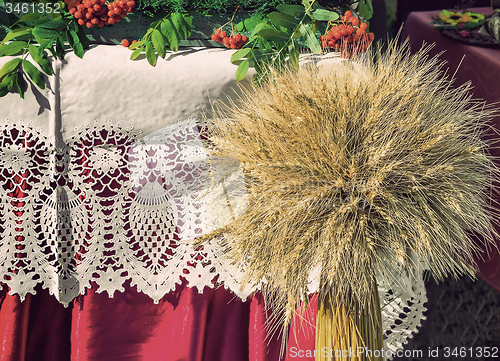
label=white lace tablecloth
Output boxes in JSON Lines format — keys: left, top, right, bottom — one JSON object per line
{"left": 0, "top": 46, "right": 426, "bottom": 358}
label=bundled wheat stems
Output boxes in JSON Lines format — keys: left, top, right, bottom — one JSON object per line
{"left": 201, "top": 39, "right": 499, "bottom": 359}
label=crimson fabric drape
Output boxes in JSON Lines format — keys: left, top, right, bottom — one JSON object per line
{"left": 0, "top": 280, "right": 318, "bottom": 361}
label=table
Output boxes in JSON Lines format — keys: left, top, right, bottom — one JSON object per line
{"left": 0, "top": 45, "right": 430, "bottom": 360}
{"left": 403, "top": 7, "right": 500, "bottom": 292}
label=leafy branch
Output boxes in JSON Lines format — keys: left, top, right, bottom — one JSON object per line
{"left": 128, "top": 11, "right": 193, "bottom": 66}
{"left": 0, "top": 7, "right": 89, "bottom": 98}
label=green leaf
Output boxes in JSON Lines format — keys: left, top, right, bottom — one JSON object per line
{"left": 38, "top": 20, "right": 67, "bottom": 30}
{"left": 67, "top": 29, "right": 83, "bottom": 58}
{"left": 0, "top": 72, "right": 17, "bottom": 97}
{"left": 128, "top": 40, "right": 145, "bottom": 50}
{"left": 1, "top": 28, "right": 31, "bottom": 45}
{"left": 235, "top": 21, "right": 244, "bottom": 32}
{"left": 276, "top": 4, "right": 306, "bottom": 18}
{"left": 267, "top": 12, "right": 299, "bottom": 30}
{"left": 310, "top": 9, "right": 339, "bottom": 21}
{"left": 358, "top": 0, "right": 374, "bottom": 21}
{"left": 160, "top": 19, "right": 179, "bottom": 51}
{"left": 28, "top": 44, "right": 42, "bottom": 62}
{"left": 32, "top": 27, "right": 59, "bottom": 39}
{"left": 235, "top": 59, "right": 249, "bottom": 81}
{"left": 257, "top": 37, "right": 272, "bottom": 52}
{"left": 0, "top": 58, "right": 21, "bottom": 79}
{"left": 288, "top": 41, "right": 299, "bottom": 73}
{"left": 34, "top": 18, "right": 50, "bottom": 27}
{"left": 12, "top": 13, "right": 39, "bottom": 25}
{"left": 300, "top": 24, "right": 321, "bottom": 54}
{"left": 0, "top": 41, "right": 28, "bottom": 57}
{"left": 77, "top": 25, "right": 89, "bottom": 49}
{"left": 230, "top": 48, "right": 251, "bottom": 63}
{"left": 145, "top": 41, "right": 156, "bottom": 66}
{"left": 171, "top": 12, "right": 191, "bottom": 40}
{"left": 130, "top": 48, "right": 142, "bottom": 60}
{"left": 250, "top": 22, "right": 267, "bottom": 40}
{"left": 152, "top": 29, "right": 166, "bottom": 58}
{"left": 257, "top": 28, "right": 289, "bottom": 42}
{"left": 312, "top": 20, "right": 321, "bottom": 34}
{"left": 29, "top": 46, "right": 53, "bottom": 75}
{"left": 22, "top": 59, "right": 45, "bottom": 90}
{"left": 15, "top": 73, "right": 26, "bottom": 99}
{"left": 248, "top": 48, "right": 268, "bottom": 62}
{"left": 244, "top": 14, "right": 265, "bottom": 32}
{"left": 55, "top": 35, "right": 65, "bottom": 59}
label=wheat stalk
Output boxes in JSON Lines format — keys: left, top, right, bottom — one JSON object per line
{"left": 201, "top": 38, "right": 500, "bottom": 351}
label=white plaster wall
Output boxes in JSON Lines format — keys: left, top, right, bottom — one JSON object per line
{"left": 0, "top": 45, "right": 254, "bottom": 139}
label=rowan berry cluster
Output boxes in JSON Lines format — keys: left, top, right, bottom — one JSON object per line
{"left": 211, "top": 29, "right": 248, "bottom": 49}
{"left": 66, "top": 0, "right": 135, "bottom": 28}
{"left": 320, "top": 10, "right": 375, "bottom": 59}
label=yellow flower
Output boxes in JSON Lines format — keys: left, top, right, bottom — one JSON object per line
{"left": 439, "top": 10, "right": 467, "bottom": 25}
{"left": 438, "top": 10, "right": 485, "bottom": 26}
{"left": 463, "top": 12, "right": 485, "bottom": 23}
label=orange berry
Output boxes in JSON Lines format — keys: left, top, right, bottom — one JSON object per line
{"left": 69, "top": 7, "right": 77, "bottom": 15}
{"left": 353, "top": 34, "right": 360, "bottom": 42}
{"left": 108, "top": 16, "right": 116, "bottom": 24}
{"left": 86, "top": 21, "right": 94, "bottom": 28}
{"left": 91, "top": 17, "right": 99, "bottom": 24}
{"left": 93, "top": 4, "right": 101, "bottom": 11}
{"left": 242, "top": 36, "right": 248, "bottom": 42}
{"left": 211, "top": 34, "right": 220, "bottom": 42}
{"left": 368, "top": 32, "right": 375, "bottom": 41}
{"left": 326, "top": 32, "right": 334, "bottom": 41}
{"left": 74, "top": 11, "right": 83, "bottom": 19}
{"left": 327, "top": 40, "right": 336, "bottom": 47}
{"left": 220, "top": 31, "right": 227, "bottom": 38}
{"left": 77, "top": 4, "right": 85, "bottom": 11}
{"left": 127, "top": 1, "right": 136, "bottom": 9}
{"left": 320, "top": 35, "right": 326, "bottom": 41}
{"left": 351, "top": 17, "right": 359, "bottom": 26}
{"left": 360, "top": 22, "right": 367, "bottom": 30}
{"left": 132, "top": 40, "right": 137, "bottom": 44}
{"left": 97, "top": 20, "right": 104, "bottom": 27}
{"left": 78, "top": 18, "right": 85, "bottom": 25}
{"left": 222, "top": 37, "right": 230, "bottom": 45}
{"left": 121, "top": 39, "right": 129, "bottom": 47}
{"left": 344, "top": 10, "right": 352, "bottom": 18}
{"left": 333, "top": 30, "right": 341, "bottom": 39}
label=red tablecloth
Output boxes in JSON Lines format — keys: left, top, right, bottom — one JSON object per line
{"left": 403, "top": 7, "right": 500, "bottom": 291}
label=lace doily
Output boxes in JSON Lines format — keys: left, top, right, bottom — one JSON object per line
{"left": 0, "top": 118, "right": 426, "bottom": 355}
